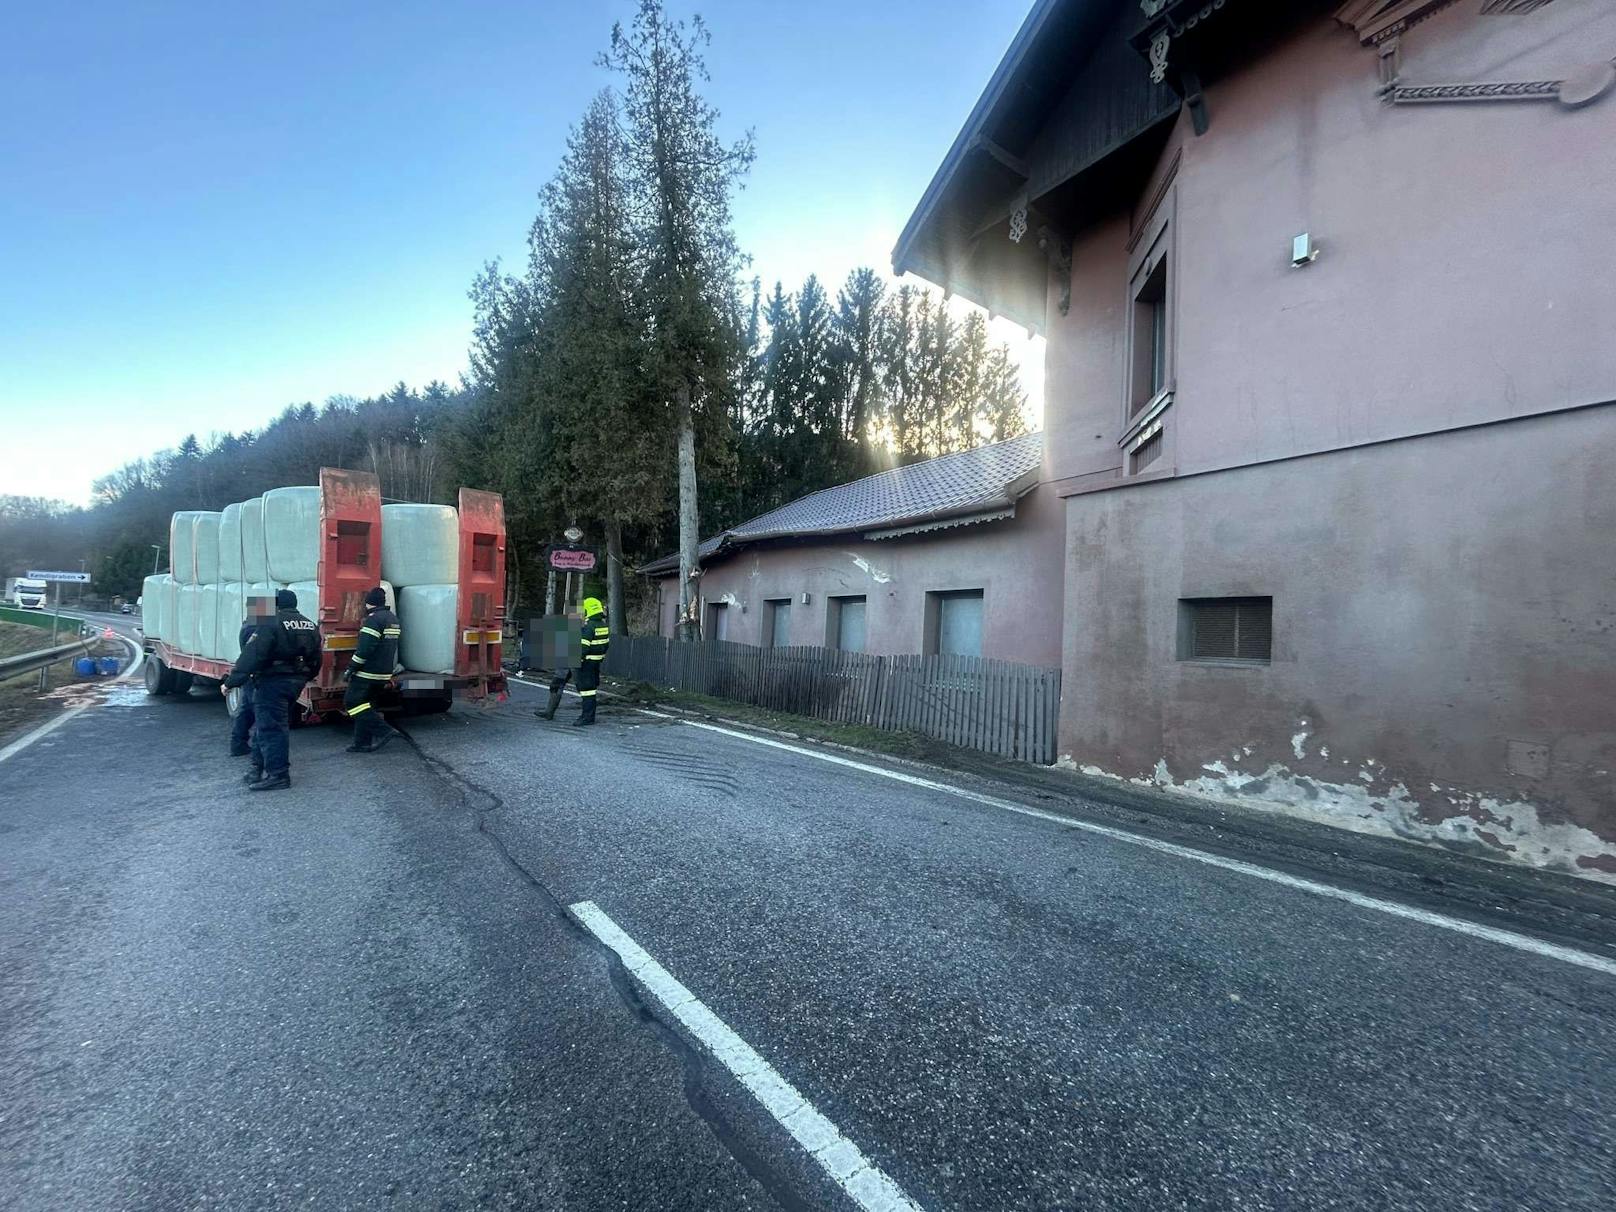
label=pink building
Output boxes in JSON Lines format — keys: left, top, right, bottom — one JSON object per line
{"left": 891, "top": 0, "right": 1616, "bottom": 878}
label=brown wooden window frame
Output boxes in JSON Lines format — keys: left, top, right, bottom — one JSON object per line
{"left": 1121, "top": 173, "right": 1177, "bottom": 479}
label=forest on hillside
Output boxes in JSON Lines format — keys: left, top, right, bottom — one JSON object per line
{"left": 2, "top": 1, "right": 1031, "bottom": 619}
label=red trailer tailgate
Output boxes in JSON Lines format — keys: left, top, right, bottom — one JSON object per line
{"left": 455, "top": 488, "right": 506, "bottom": 695}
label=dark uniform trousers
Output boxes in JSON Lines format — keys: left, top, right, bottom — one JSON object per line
{"left": 251, "top": 675, "right": 305, "bottom": 777}
{"left": 346, "top": 607, "right": 401, "bottom": 748}
{"left": 546, "top": 616, "right": 609, "bottom": 723}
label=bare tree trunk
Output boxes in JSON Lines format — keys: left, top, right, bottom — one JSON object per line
{"left": 675, "top": 383, "right": 699, "bottom": 642}
{"left": 605, "top": 518, "right": 627, "bottom": 636}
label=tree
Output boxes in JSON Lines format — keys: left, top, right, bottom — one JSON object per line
{"left": 833, "top": 268, "right": 886, "bottom": 478}
{"left": 531, "top": 90, "right": 668, "bottom": 633}
{"left": 604, "top": 0, "right": 754, "bottom": 641}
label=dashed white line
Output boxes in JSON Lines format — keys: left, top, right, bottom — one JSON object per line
{"left": 569, "top": 899, "right": 921, "bottom": 1212}
{"left": 638, "top": 712, "right": 1616, "bottom": 980}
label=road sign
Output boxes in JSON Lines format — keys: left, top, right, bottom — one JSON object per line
{"left": 27, "top": 570, "right": 91, "bottom": 583}
{"left": 546, "top": 545, "right": 597, "bottom": 573}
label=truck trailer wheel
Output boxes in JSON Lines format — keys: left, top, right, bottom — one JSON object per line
{"left": 170, "top": 670, "right": 195, "bottom": 695}
{"left": 144, "top": 656, "right": 175, "bottom": 696}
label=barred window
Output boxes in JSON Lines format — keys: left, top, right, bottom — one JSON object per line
{"left": 1179, "top": 597, "right": 1272, "bottom": 664}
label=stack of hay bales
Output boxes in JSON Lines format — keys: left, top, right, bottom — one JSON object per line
{"left": 382, "top": 504, "right": 459, "bottom": 674}
{"left": 163, "top": 489, "right": 317, "bottom": 662}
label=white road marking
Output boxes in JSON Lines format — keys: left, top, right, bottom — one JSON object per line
{"left": 639, "top": 712, "right": 1616, "bottom": 979}
{"left": 0, "top": 703, "right": 94, "bottom": 766}
{"left": 0, "top": 632, "right": 143, "bottom": 766}
{"left": 569, "top": 900, "right": 921, "bottom": 1212}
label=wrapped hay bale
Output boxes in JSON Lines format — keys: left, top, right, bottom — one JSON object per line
{"left": 381, "top": 504, "right": 458, "bottom": 586}
{"left": 286, "top": 580, "right": 319, "bottom": 619}
{"left": 159, "top": 577, "right": 181, "bottom": 644}
{"left": 169, "top": 511, "right": 203, "bottom": 583}
{"left": 199, "top": 584, "right": 222, "bottom": 659}
{"left": 217, "top": 583, "right": 248, "bottom": 662}
{"left": 263, "top": 486, "right": 321, "bottom": 584}
{"left": 241, "top": 497, "right": 268, "bottom": 583}
{"left": 219, "top": 503, "right": 245, "bottom": 582}
{"left": 194, "top": 512, "right": 224, "bottom": 586}
{"left": 177, "top": 584, "right": 204, "bottom": 654}
{"left": 141, "top": 574, "right": 168, "bottom": 641}
{"left": 397, "top": 585, "right": 457, "bottom": 674}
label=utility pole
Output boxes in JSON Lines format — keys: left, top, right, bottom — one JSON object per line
{"left": 151, "top": 544, "right": 163, "bottom": 575}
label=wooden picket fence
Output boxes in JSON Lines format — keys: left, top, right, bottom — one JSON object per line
{"left": 605, "top": 636, "right": 1062, "bottom": 765}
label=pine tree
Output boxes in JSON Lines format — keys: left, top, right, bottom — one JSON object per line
{"left": 604, "top": 0, "right": 754, "bottom": 641}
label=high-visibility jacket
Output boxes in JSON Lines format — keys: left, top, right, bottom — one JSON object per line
{"left": 351, "top": 606, "right": 401, "bottom": 682}
{"left": 580, "top": 615, "right": 609, "bottom": 665}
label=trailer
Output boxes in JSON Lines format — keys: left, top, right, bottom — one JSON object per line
{"left": 142, "top": 468, "right": 507, "bottom": 721}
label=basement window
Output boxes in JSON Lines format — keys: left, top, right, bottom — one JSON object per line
{"left": 1179, "top": 597, "right": 1272, "bottom": 664}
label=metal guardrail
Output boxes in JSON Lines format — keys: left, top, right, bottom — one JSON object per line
{"left": 0, "top": 639, "right": 93, "bottom": 681}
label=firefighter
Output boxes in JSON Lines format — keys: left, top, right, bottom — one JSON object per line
{"left": 539, "top": 596, "right": 609, "bottom": 726}
{"left": 344, "top": 586, "right": 401, "bottom": 753}
{"left": 222, "top": 588, "right": 320, "bottom": 791}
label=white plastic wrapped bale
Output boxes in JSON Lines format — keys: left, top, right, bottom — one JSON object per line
{"left": 141, "top": 574, "right": 168, "bottom": 641}
{"left": 241, "top": 497, "right": 268, "bottom": 583}
{"left": 160, "top": 578, "right": 181, "bottom": 644}
{"left": 286, "top": 580, "right": 319, "bottom": 619}
{"left": 381, "top": 504, "right": 458, "bottom": 586}
{"left": 177, "top": 584, "right": 204, "bottom": 655}
{"left": 194, "top": 512, "right": 224, "bottom": 586}
{"left": 199, "top": 584, "right": 222, "bottom": 659}
{"left": 218, "top": 583, "right": 247, "bottom": 663}
{"left": 169, "top": 510, "right": 203, "bottom": 583}
{"left": 263, "top": 486, "right": 322, "bottom": 584}
{"left": 397, "top": 585, "right": 457, "bottom": 674}
{"left": 219, "top": 503, "right": 244, "bottom": 582}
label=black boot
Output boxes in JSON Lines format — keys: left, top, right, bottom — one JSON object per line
{"left": 229, "top": 744, "right": 252, "bottom": 757}
{"left": 247, "top": 772, "right": 291, "bottom": 791}
{"left": 539, "top": 687, "right": 563, "bottom": 721}
{"left": 242, "top": 767, "right": 264, "bottom": 786}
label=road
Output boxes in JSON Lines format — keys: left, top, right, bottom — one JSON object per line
{"left": 3, "top": 654, "right": 1615, "bottom": 1210}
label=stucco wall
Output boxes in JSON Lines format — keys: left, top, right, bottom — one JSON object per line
{"left": 654, "top": 484, "right": 1066, "bottom": 669}
{"left": 1058, "top": 403, "right": 1616, "bottom": 881}
{"left": 1042, "top": 2, "right": 1616, "bottom": 487}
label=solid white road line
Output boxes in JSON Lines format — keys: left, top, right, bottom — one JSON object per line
{"left": 0, "top": 703, "right": 94, "bottom": 766}
{"left": 0, "top": 632, "right": 144, "bottom": 767}
{"left": 569, "top": 900, "right": 921, "bottom": 1212}
{"left": 638, "top": 712, "right": 1616, "bottom": 979}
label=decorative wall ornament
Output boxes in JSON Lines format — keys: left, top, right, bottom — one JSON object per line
{"left": 1008, "top": 205, "right": 1028, "bottom": 245}
{"left": 1390, "top": 60, "right": 1613, "bottom": 106}
{"left": 1149, "top": 30, "right": 1172, "bottom": 83}
{"left": 1481, "top": 0, "right": 1556, "bottom": 12}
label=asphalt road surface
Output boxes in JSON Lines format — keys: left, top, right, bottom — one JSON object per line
{"left": 3, "top": 661, "right": 1614, "bottom": 1211}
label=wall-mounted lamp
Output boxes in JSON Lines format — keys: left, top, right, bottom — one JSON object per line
{"left": 1291, "top": 233, "right": 1319, "bottom": 267}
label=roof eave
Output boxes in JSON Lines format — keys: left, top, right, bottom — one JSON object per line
{"left": 891, "top": 0, "right": 1064, "bottom": 281}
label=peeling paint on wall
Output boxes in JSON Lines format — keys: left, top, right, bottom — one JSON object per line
{"left": 1291, "top": 721, "right": 1309, "bottom": 760}
{"left": 848, "top": 553, "right": 893, "bottom": 584}
{"left": 1061, "top": 750, "right": 1616, "bottom": 886}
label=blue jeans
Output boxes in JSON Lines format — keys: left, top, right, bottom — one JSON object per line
{"left": 250, "top": 676, "right": 304, "bottom": 777}
{"left": 231, "top": 696, "right": 256, "bottom": 755}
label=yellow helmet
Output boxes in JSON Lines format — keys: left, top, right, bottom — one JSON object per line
{"left": 581, "top": 596, "right": 605, "bottom": 618}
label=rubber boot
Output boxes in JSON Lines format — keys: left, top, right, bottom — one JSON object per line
{"left": 572, "top": 696, "right": 597, "bottom": 727}
{"left": 540, "top": 687, "right": 563, "bottom": 721}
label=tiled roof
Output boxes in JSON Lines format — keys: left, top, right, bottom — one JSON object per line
{"left": 641, "top": 432, "right": 1042, "bottom": 575}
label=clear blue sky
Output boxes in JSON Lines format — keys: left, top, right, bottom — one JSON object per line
{"left": 0, "top": 0, "right": 1042, "bottom": 505}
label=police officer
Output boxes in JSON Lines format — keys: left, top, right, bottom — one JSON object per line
{"left": 226, "top": 594, "right": 273, "bottom": 758}
{"left": 344, "top": 586, "right": 401, "bottom": 753}
{"left": 539, "top": 596, "right": 609, "bottom": 726}
{"left": 222, "top": 588, "right": 320, "bottom": 791}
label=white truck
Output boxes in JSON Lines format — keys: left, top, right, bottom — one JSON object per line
{"left": 9, "top": 577, "right": 47, "bottom": 609}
